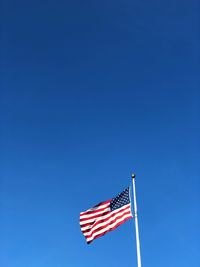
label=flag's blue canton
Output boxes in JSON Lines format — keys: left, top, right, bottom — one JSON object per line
{"left": 110, "top": 187, "right": 130, "bottom": 211}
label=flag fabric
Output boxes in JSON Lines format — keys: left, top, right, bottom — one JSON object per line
{"left": 80, "top": 187, "right": 133, "bottom": 244}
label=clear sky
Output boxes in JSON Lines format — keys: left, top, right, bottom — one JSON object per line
{"left": 1, "top": 0, "right": 199, "bottom": 267}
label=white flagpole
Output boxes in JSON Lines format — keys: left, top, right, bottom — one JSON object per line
{"left": 132, "top": 174, "right": 142, "bottom": 267}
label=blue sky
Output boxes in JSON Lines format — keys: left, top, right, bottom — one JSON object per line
{"left": 1, "top": 0, "right": 199, "bottom": 266}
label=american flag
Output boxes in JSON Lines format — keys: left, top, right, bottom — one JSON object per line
{"left": 80, "top": 187, "right": 133, "bottom": 244}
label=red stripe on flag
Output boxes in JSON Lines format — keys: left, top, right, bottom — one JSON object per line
{"left": 86, "top": 216, "right": 132, "bottom": 244}
{"left": 80, "top": 204, "right": 130, "bottom": 226}
{"left": 80, "top": 210, "right": 110, "bottom": 222}
{"left": 82, "top": 208, "right": 131, "bottom": 235}
{"left": 80, "top": 200, "right": 111, "bottom": 215}
{"left": 83, "top": 210, "right": 132, "bottom": 237}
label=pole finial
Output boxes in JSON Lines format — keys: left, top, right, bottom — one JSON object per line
{"left": 131, "top": 173, "right": 136, "bottom": 179}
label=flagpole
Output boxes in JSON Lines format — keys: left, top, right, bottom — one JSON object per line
{"left": 132, "top": 174, "right": 142, "bottom": 267}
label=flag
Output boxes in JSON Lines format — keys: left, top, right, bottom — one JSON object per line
{"left": 80, "top": 187, "right": 133, "bottom": 244}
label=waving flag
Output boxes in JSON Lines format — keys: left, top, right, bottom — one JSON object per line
{"left": 80, "top": 187, "right": 133, "bottom": 244}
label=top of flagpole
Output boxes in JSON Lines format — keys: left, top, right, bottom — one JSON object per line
{"left": 131, "top": 173, "right": 136, "bottom": 179}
